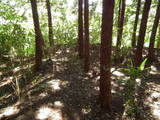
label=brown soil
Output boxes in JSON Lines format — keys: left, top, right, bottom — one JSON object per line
{"left": 0, "top": 46, "right": 160, "bottom": 120}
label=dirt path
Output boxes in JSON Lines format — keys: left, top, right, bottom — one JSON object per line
{"left": 137, "top": 67, "right": 160, "bottom": 120}
{"left": 0, "top": 47, "right": 160, "bottom": 120}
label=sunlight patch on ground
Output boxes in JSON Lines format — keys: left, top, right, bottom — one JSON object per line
{"left": 36, "top": 106, "right": 63, "bottom": 120}
{"left": 66, "top": 49, "right": 70, "bottom": 53}
{"left": 0, "top": 103, "right": 19, "bottom": 119}
{"left": 39, "top": 92, "right": 48, "bottom": 98}
{"left": 136, "top": 78, "right": 141, "bottom": 86}
{"left": 81, "top": 108, "right": 91, "bottom": 115}
{"left": 0, "top": 64, "right": 6, "bottom": 69}
{"left": 13, "top": 67, "right": 21, "bottom": 73}
{"left": 144, "top": 81, "right": 160, "bottom": 119}
{"left": 47, "top": 79, "right": 69, "bottom": 92}
{"left": 112, "top": 89, "right": 116, "bottom": 94}
{"left": 151, "top": 92, "right": 160, "bottom": 99}
{"left": 94, "top": 86, "right": 99, "bottom": 91}
{"left": 152, "top": 101, "right": 160, "bottom": 119}
{"left": 111, "top": 68, "right": 125, "bottom": 77}
{"left": 54, "top": 101, "right": 64, "bottom": 108}
{"left": 47, "top": 80, "right": 61, "bottom": 91}
{"left": 56, "top": 50, "right": 62, "bottom": 54}
{"left": 150, "top": 66, "right": 159, "bottom": 75}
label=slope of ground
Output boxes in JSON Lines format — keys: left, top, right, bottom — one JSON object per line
{"left": 0, "top": 46, "right": 159, "bottom": 120}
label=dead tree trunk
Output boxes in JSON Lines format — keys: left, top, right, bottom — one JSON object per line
{"left": 134, "top": 0, "right": 151, "bottom": 67}
{"left": 100, "top": 0, "right": 114, "bottom": 112}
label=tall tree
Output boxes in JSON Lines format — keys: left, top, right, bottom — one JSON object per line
{"left": 134, "top": 0, "right": 152, "bottom": 66}
{"left": 46, "top": 0, "right": 54, "bottom": 48}
{"left": 157, "top": 26, "right": 160, "bottom": 48}
{"left": 148, "top": 1, "right": 160, "bottom": 62}
{"left": 115, "top": 0, "right": 126, "bottom": 52}
{"left": 78, "top": 0, "right": 84, "bottom": 58}
{"left": 84, "top": 0, "right": 90, "bottom": 72}
{"left": 30, "top": 0, "right": 43, "bottom": 71}
{"left": 100, "top": 0, "right": 114, "bottom": 112}
{"left": 131, "top": 0, "right": 141, "bottom": 47}
{"left": 117, "top": 0, "right": 121, "bottom": 30}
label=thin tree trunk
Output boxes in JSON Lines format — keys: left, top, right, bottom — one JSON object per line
{"left": 30, "top": 0, "right": 43, "bottom": 71}
{"left": 46, "top": 0, "right": 54, "bottom": 48}
{"left": 131, "top": 0, "right": 141, "bottom": 47}
{"left": 117, "top": 0, "right": 121, "bottom": 30}
{"left": 157, "top": 26, "right": 160, "bottom": 48}
{"left": 78, "top": 0, "right": 84, "bottom": 58}
{"left": 116, "top": 0, "right": 125, "bottom": 51}
{"left": 100, "top": 0, "right": 114, "bottom": 112}
{"left": 84, "top": 0, "right": 90, "bottom": 72}
{"left": 135, "top": 0, "right": 152, "bottom": 67}
{"left": 148, "top": 1, "right": 160, "bottom": 62}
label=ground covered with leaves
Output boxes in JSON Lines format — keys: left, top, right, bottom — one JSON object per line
{"left": 0, "top": 46, "right": 160, "bottom": 120}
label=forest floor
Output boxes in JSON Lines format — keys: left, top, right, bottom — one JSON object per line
{"left": 0, "top": 45, "right": 160, "bottom": 120}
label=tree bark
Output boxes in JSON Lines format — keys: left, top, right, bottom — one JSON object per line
{"left": 148, "top": 1, "right": 160, "bottom": 62}
{"left": 116, "top": 0, "right": 125, "bottom": 51}
{"left": 78, "top": 0, "right": 84, "bottom": 58}
{"left": 157, "top": 26, "right": 160, "bottom": 48}
{"left": 46, "top": 0, "right": 54, "bottom": 48}
{"left": 30, "top": 0, "right": 43, "bottom": 71}
{"left": 84, "top": 0, "right": 90, "bottom": 73}
{"left": 131, "top": 0, "right": 141, "bottom": 47}
{"left": 134, "top": 0, "right": 152, "bottom": 67}
{"left": 100, "top": 0, "right": 114, "bottom": 112}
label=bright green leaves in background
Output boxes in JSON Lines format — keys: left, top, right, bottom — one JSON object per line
{"left": 0, "top": 0, "right": 159, "bottom": 57}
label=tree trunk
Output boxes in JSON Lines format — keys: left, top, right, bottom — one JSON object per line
{"left": 84, "top": 0, "right": 90, "bottom": 73}
{"left": 30, "top": 0, "right": 43, "bottom": 71}
{"left": 117, "top": 0, "right": 121, "bottom": 30}
{"left": 46, "top": 0, "right": 54, "bottom": 48}
{"left": 100, "top": 0, "right": 114, "bottom": 112}
{"left": 78, "top": 0, "right": 84, "bottom": 58}
{"left": 157, "top": 27, "right": 160, "bottom": 48}
{"left": 116, "top": 0, "right": 125, "bottom": 51}
{"left": 148, "top": 1, "right": 160, "bottom": 62}
{"left": 131, "top": 0, "right": 141, "bottom": 47}
{"left": 134, "top": 0, "right": 152, "bottom": 67}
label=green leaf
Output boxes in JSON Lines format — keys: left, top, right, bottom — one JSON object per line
{"left": 138, "top": 58, "right": 147, "bottom": 71}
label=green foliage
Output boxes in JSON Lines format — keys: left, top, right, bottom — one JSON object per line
{"left": 123, "top": 58, "right": 148, "bottom": 118}
{"left": 0, "top": 1, "right": 34, "bottom": 57}
{"left": 124, "top": 58, "right": 148, "bottom": 78}
{"left": 0, "top": 0, "right": 159, "bottom": 57}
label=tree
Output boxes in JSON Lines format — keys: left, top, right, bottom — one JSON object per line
{"left": 134, "top": 0, "right": 152, "bottom": 67}
{"left": 115, "top": 0, "right": 125, "bottom": 52}
{"left": 30, "top": 0, "right": 43, "bottom": 71}
{"left": 78, "top": 0, "right": 84, "bottom": 58}
{"left": 131, "top": 0, "right": 141, "bottom": 47}
{"left": 157, "top": 26, "right": 160, "bottom": 48}
{"left": 148, "top": 1, "right": 160, "bottom": 62}
{"left": 84, "top": 0, "right": 90, "bottom": 72}
{"left": 46, "top": 0, "right": 54, "bottom": 48}
{"left": 100, "top": 0, "right": 114, "bottom": 112}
